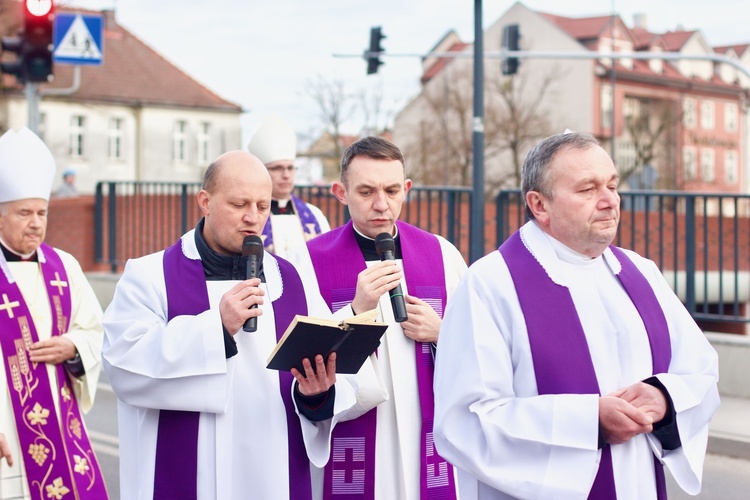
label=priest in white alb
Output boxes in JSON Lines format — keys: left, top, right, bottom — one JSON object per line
{"left": 247, "top": 113, "right": 330, "bottom": 259}
{"left": 102, "top": 150, "right": 385, "bottom": 499}
{"left": 302, "top": 136, "right": 467, "bottom": 499}
{"left": 433, "top": 132, "right": 720, "bottom": 500}
{"left": 0, "top": 127, "right": 107, "bottom": 499}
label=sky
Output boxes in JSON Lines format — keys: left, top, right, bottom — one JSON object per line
{"left": 61, "top": 0, "right": 749, "bottom": 147}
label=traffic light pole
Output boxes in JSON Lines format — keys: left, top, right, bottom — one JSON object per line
{"left": 24, "top": 82, "right": 40, "bottom": 135}
{"left": 470, "top": 0, "right": 485, "bottom": 264}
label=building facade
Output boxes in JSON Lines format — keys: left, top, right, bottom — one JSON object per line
{"left": 0, "top": 2, "right": 242, "bottom": 194}
{"left": 392, "top": 1, "right": 749, "bottom": 196}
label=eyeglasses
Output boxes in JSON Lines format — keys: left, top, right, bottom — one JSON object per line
{"left": 267, "top": 165, "right": 297, "bottom": 174}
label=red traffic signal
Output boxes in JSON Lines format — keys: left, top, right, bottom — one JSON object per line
{"left": 23, "top": 0, "right": 55, "bottom": 82}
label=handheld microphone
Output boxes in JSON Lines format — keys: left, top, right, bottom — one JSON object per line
{"left": 374, "top": 232, "right": 408, "bottom": 323}
{"left": 242, "top": 235, "right": 264, "bottom": 332}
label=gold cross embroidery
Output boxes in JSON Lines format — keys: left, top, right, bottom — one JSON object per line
{"left": 0, "top": 293, "right": 21, "bottom": 319}
{"left": 49, "top": 272, "right": 68, "bottom": 295}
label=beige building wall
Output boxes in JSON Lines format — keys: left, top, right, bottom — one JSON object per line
{"left": 1, "top": 97, "right": 241, "bottom": 192}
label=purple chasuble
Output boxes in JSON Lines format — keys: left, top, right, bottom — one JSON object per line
{"left": 262, "top": 195, "right": 323, "bottom": 252}
{"left": 499, "top": 231, "right": 671, "bottom": 500}
{"left": 308, "top": 220, "right": 457, "bottom": 500}
{"left": 156, "top": 239, "right": 311, "bottom": 500}
{"left": 0, "top": 243, "right": 107, "bottom": 499}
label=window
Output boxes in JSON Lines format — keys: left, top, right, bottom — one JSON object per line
{"left": 173, "top": 120, "right": 188, "bottom": 162}
{"left": 724, "top": 103, "right": 738, "bottom": 132}
{"left": 682, "top": 98, "right": 696, "bottom": 128}
{"left": 701, "top": 148, "right": 715, "bottom": 182}
{"left": 108, "top": 118, "right": 124, "bottom": 160}
{"left": 69, "top": 115, "right": 86, "bottom": 158}
{"left": 683, "top": 147, "right": 696, "bottom": 181}
{"left": 600, "top": 85, "right": 613, "bottom": 128}
{"left": 725, "top": 150, "right": 738, "bottom": 184}
{"left": 198, "top": 122, "right": 211, "bottom": 163}
{"left": 700, "top": 101, "right": 715, "bottom": 130}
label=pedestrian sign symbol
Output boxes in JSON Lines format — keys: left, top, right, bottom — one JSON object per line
{"left": 53, "top": 13, "right": 104, "bottom": 66}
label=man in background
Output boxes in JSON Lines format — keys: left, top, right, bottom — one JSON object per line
{"left": 247, "top": 113, "right": 330, "bottom": 258}
{"left": 0, "top": 128, "right": 107, "bottom": 499}
{"left": 54, "top": 169, "right": 78, "bottom": 198}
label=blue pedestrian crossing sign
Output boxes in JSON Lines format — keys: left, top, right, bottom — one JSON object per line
{"left": 53, "top": 13, "right": 104, "bottom": 66}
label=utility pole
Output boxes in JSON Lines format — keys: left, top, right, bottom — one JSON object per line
{"left": 25, "top": 82, "right": 40, "bottom": 134}
{"left": 470, "top": 0, "right": 485, "bottom": 263}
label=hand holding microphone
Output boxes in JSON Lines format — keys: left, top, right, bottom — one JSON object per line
{"left": 242, "top": 235, "right": 264, "bottom": 332}
{"left": 375, "top": 232, "right": 408, "bottom": 323}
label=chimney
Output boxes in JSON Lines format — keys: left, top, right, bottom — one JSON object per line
{"left": 633, "top": 13, "right": 647, "bottom": 30}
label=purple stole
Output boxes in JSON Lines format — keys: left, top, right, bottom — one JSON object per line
{"left": 262, "top": 195, "right": 323, "bottom": 253}
{"left": 155, "top": 239, "right": 311, "bottom": 499}
{"left": 0, "top": 243, "right": 107, "bottom": 499}
{"left": 308, "top": 220, "right": 457, "bottom": 500}
{"left": 499, "top": 231, "right": 671, "bottom": 500}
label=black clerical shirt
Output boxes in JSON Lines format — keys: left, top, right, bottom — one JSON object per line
{"left": 193, "top": 220, "right": 334, "bottom": 418}
{"left": 193, "top": 219, "right": 265, "bottom": 359}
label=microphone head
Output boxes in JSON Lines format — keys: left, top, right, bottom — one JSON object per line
{"left": 374, "top": 232, "right": 396, "bottom": 257}
{"left": 242, "top": 235, "right": 264, "bottom": 257}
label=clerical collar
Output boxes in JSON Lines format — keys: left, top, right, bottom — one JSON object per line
{"left": 352, "top": 225, "right": 403, "bottom": 261}
{"left": 271, "top": 198, "right": 294, "bottom": 215}
{"left": 0, "top": 238, "right": 38, "bottom": 262}
{"left": 193, "top": 219, "right": 265, "bottom": 282}
{"left": 544, "top": 231, "right": 602, "bottom": 266}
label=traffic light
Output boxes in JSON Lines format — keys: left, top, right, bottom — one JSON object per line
{"left": 502, "top": 24, "right": 520, "bottom": 76}
{"left": 0, "top": 35, "right": 25, "bottom": 80}
{"left": 366, "top": 26, "right": 385, "bottom": 75}
{"left": 23, "top": 0, "right": 55, "bottom": 82}
{"left": 0, "top": 1, "right": 55, "bottom": 83}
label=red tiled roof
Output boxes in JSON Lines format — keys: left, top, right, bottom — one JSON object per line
{"left": 540, "top": 13, "right": 613, "bottom": 41}
{"left": 659, "top": 31, "right": 696, "bottom": 52}
{"left": 630, "top": 27, "right": 662, "bottom": 50}
{"left": 714, "top": 44, "right": 750, "bottom": 57}
{"left": 609, "top": 57, "right": 741, "bottom": 91}
{"left": 2, "top": 5, "right": 241, "bottom": 112}
{"left": 421, "top": 41, "right": 469, "bottom": 84}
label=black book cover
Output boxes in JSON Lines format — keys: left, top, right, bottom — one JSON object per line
{"left": 266, "top": 310, "right": 387, "bottom": 374}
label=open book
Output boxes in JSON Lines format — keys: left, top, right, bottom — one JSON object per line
{"left": 266, "top": 309, "right": 387, "bottom": 374}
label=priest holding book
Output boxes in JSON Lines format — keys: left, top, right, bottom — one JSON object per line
{"left": 300, "top": 136, "right": 467, "bottom": 499}
{"left": 102, "top": 150, "right": 385, "bottom": 499}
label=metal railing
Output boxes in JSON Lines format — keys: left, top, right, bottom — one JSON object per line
{"left": 497, "top": 189, "right": 750, "bottom": 327}
{"left": 94, "top": 181, "right": 472, "bottom": 270}
{"left": 95, "top": 182, "right": 749, "bottom": 327}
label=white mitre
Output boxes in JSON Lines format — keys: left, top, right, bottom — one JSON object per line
{"left": 247, "top": 113, "right": 297, "bottom": 165}
{"left": 0, "top": 127, "right": 56, "bottom": 203}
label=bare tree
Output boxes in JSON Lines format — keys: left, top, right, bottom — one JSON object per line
{"left": 307, "top": 75, "right": 357, "bottom": 161}
{"left": 621, "top": 97, "right": 681, "bottom": 188}
{"left": 484, "top": 68, "right": 559, "bottom": 191}
{"left": 359, "top": 82, "right": 393, "bottom": 137}
{"left": 407, "top": 68, "right": 474, "bottom": 186}
{"left": 399, "top": 64, "right": 558, "bottom": 193}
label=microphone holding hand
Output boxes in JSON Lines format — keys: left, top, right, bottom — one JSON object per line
{"left": 242, "top": 235, "right": 264, "bottom": 332}
{"left": 375, "top": 232, "right": 408, "bottom": 323}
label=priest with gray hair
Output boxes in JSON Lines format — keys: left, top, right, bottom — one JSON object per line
{"left": 434, "top": 131, "right": 719, "bottom": 499}
{"left": 0, "top": 127, "right": 107, "bottom": 499}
